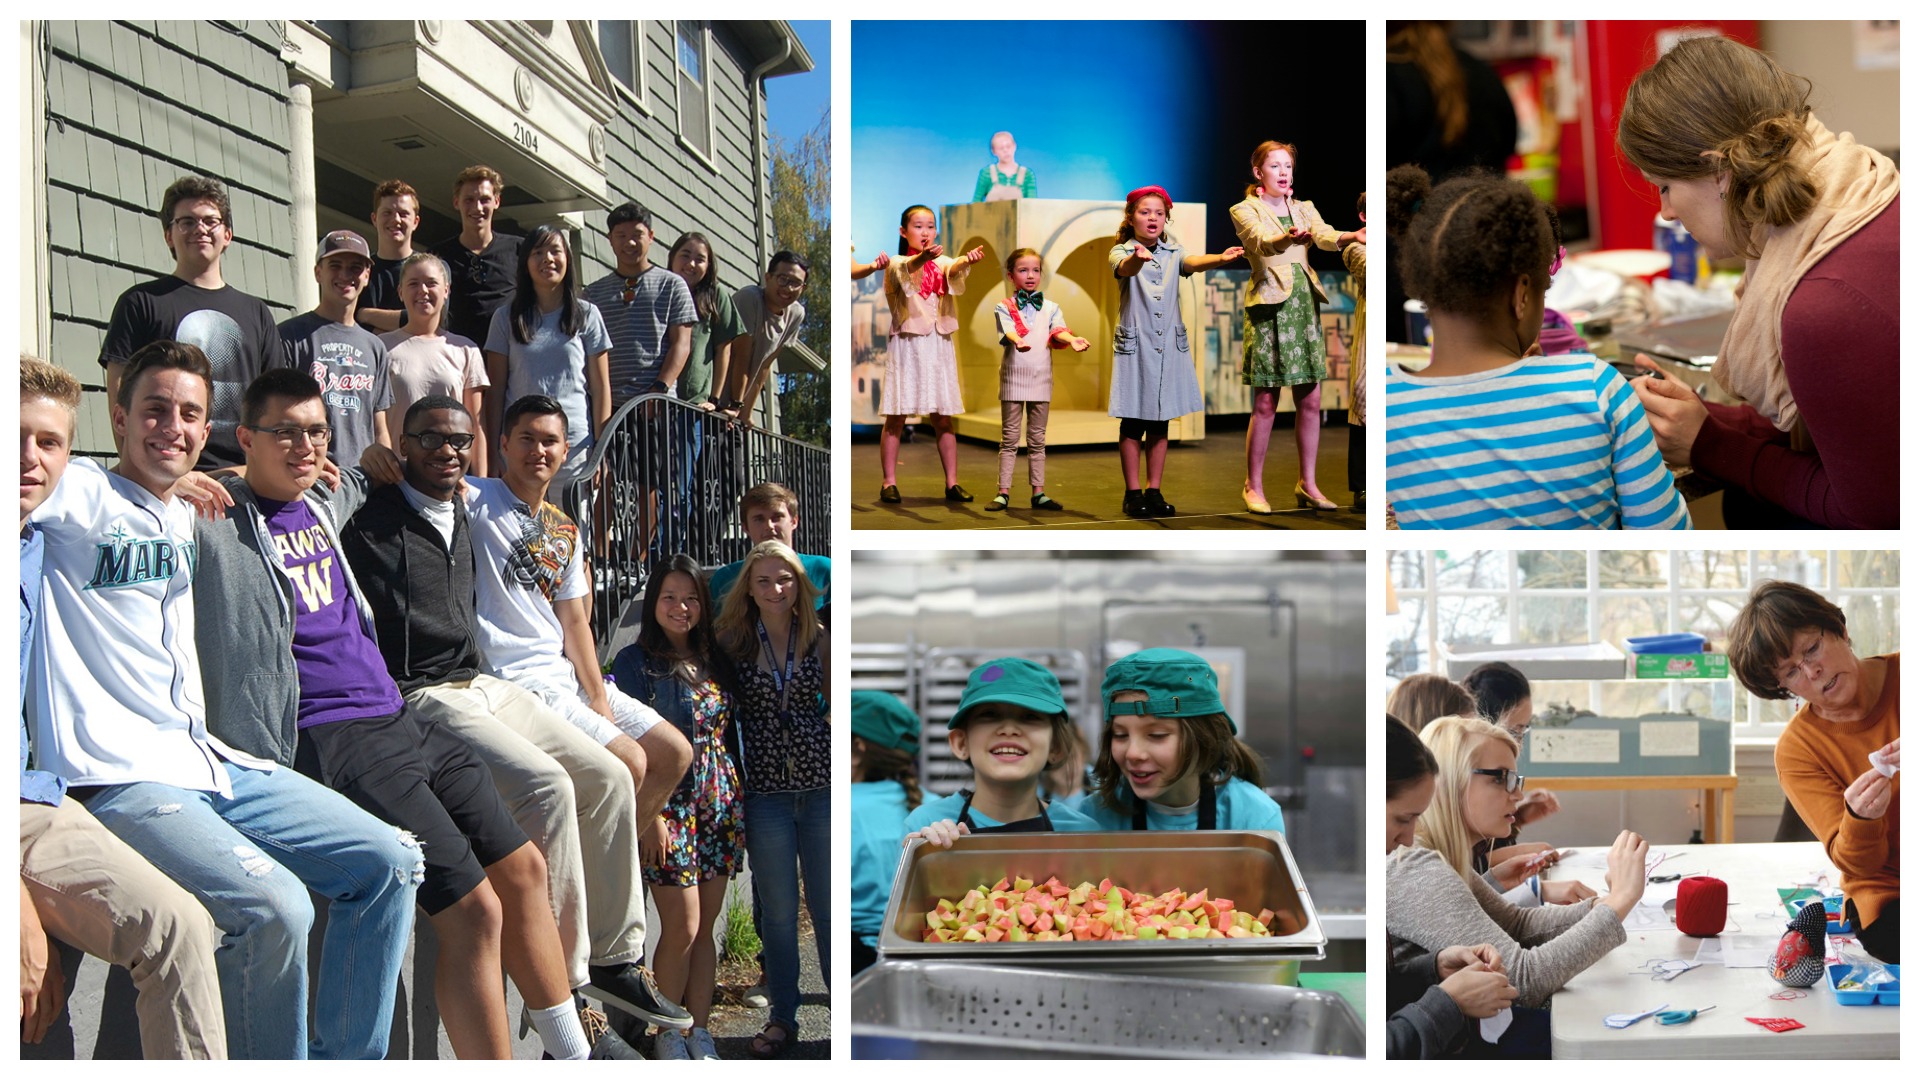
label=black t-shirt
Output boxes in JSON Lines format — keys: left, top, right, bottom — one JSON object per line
{"left": 97, "top": 276, "right": 281, "bottom": 469}
{"left": 430, "top": 232, "right": 521, "bottom": 345}
{"left": 355, "top": 253, "right": 410, "bottom": 332}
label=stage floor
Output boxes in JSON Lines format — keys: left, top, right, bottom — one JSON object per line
{"left": 851, "top": 418, "right": 1367, "bottom": 532}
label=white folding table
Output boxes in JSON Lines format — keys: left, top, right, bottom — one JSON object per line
{"left": 1544, "top": 841, "right": 1898, "bottom": 1059}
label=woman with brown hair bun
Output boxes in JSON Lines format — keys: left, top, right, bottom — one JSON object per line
{"left": 1620, "top": 35, "right": 1899, "bottom": 529}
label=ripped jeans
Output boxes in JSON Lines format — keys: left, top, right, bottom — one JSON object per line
{"left": 78, "top": 762, "right": 420, "bottom": 1059}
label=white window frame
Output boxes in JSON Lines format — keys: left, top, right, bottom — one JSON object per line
{"left": 598, "top": 19, "right": 652, "bottom": 115}
{"left": 672, "top": 19, "right": 717, "bottom": 173}
{"left": 1388, "top": 550, "right": 1898, "bottom": 744}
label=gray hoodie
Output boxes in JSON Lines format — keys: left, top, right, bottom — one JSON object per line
{"left": 193, "top": 469, "right": 381, "bottom": 765}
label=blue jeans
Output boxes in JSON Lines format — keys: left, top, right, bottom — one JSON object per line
{"left": 83, "top": 762, "right": 421, "bottom": 1059}
{"left": 744, "top": 787, "right": 831, "bottom": 1030}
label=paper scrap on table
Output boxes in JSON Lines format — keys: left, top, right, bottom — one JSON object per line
{"left": 1641, "top": 879, "right": 1683, "bottom": 907}
{"left": 1623, "top": 902, "right": 1669, "bottom": 930}
{"left": 1695, "top": 934, "right": 1773, "bottom": 968}
{"left": 1480, "top": 1007, "right": 1513, "bottom": 1043}
{"left": 1868, "top": 748, "right": 1898, "bottom": 777}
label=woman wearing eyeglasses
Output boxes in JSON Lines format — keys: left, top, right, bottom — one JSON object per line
{"left": 1387, "top": 715, "right": 1650, "bottom": 1007}
{"left": 1728, "top": 581, "right": 1899, "bottom": 963}
{"left": 1464, "top": 662, "right": 1563, "bottom": 885}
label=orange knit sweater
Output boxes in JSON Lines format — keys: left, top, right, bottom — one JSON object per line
{"left": 1773, "top": 653, "right": 1900, "bottom": 928}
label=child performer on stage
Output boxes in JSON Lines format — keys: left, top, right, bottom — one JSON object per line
{"left": 985, "top": 248, "right": 1090, "bottom": 513}
{"left": 1229, "top": 141, "right": 1361, "bottom": 514}
{"left": 1109, "top": 186, "right": 1243, "bottom": 518}
{"left": 879, "top": 205, "right": 984, "bottom": 505}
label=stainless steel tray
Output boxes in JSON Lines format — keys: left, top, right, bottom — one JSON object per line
{"left": 877, "top": 830, "right": 1326, "bottom": 982}
{"left": 852, "top": 960, "right": 1363, "bottom": 1059}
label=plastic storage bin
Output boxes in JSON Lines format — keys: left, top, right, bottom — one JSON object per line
{"left": 1827, "top": 962, "right": 1899, "bottom": 1006}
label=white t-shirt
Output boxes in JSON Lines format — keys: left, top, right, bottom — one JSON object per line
{"left": 380, "top": 329, "right": 490, "bottom": 427}
{"left": 27, "top": 459, "right": 273, "bottom": 794}
{"left": 463, "top": 476, "right": 585, "bottom": 685}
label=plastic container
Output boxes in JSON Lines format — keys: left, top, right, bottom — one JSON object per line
{"left": 1792, "top": 895, "right": 1854, "bottom": 935}
{"left": 1827, "top": 962, "right": 1899, "bottom": 1006}
{"left": 1626, "top": 633, "right": 1710, "bottom": 654}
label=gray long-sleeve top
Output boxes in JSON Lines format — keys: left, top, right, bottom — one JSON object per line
{"left": 1386, "top": 846, "right": 1626, "bottom": 1008}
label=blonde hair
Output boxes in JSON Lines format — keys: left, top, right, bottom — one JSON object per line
{"left": 1617, "top": 35, "right": 1819, "bottom": 259}
{"left": 714, "top": 539, "right": 822, "bottom": 664}
{"left": 1414, "top": 715, "right": 1519, "bottom": 878}
{"left": 20, "top": 355, "right": 81, "bottom": 439}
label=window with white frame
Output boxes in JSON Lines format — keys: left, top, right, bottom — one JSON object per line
{"left": 599, "top": 20, "right": 647, "bottom": 105}
{"left": 675, "top": 20, "right": 712, "bottom": 161}
{"left": 1387, "top": 550, "right": 1899, "bottom": 739}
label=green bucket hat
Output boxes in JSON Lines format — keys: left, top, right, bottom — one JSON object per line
{"left": 1101, "top": 648, "right": 1236, "bottom": 733}
{"left": 851, "top": 691, "right": 921, "bottom": 752}
{"left": 949, "top": 657, "right": 1068, "bottom": 729}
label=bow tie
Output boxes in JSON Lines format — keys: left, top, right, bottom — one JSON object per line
{"left": 1015, "top": 289, "right": 1044, "bottom": 309}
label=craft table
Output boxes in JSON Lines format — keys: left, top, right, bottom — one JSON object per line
{"left": 1545, "top": 841, "right": 1897, "bottom": 1059}
{"left": 1536, "top": 774, "right": 1738, "bottom": 844}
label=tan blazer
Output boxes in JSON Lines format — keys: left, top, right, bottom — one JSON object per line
{"left": 1231, "top": 196, "right": 1339, "bottom": 308}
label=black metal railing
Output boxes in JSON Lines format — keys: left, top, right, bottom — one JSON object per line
{"left": 553, "top": 392, "right": 829, "bottom": 654}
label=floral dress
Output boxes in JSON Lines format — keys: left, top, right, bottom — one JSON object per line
{"left": 612, "top": 649, "right": 746, "bottom": 889}
{"left": 736, "top": 650, "right": 830, "bottom": 794}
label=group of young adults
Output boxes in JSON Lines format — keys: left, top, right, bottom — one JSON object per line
{"left": 20, "top": 167, "right": 831, "bottom": 1060}
{"left": 1385, "top": 592, "right": 1899, "bottom": 1058}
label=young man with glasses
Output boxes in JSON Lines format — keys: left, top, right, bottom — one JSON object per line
{"left": 25, "top": 341, "right": 421, "bottom": 1059}
{"left": 277, "top": 231, "right": 393, "bottom": 469}
{"left": 191, "top": 370, "right": 634, "bottom": 1058}
{"left": 357, "top": 180, "right": 422, "bottom": 334}
{"left": 341, "top": 397, "right": 695, "bottom": 1037}
{"left": 720, "top": 251, "right": 810, "bottom": 428}
{"left": 431, "top": 166, "right": 523, "bottom": 344}
{"left": 98, "top": 175, "right": 281, "bottom": 469}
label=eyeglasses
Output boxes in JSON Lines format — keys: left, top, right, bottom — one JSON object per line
{"left": 246, "top": 423, "right": 332, "bottom": 446}
{"left": 1772, "top": 630, "right": 1835, "bottom": 689}
{"left": 404, "top": 431, "right": 475, "bottom": 451}
{"left": 770, "top": 273, "right": 807, "bottom": 290}
{"left": 171, "top": 215, "right": 227, "bottom": 234}
{"left": 1504, "top": 724, "right": 1532, "bottom": 742}
{"left": 1470, "top": 767, "right": 1526, "bottom": 794}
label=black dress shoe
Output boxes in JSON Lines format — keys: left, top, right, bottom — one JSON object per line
{"left": 1123, "top": 490, "right": 1150, "bottom": 518}
{"left": 1144, "top": 488, "right": 1177, "bottom": 516}
{"left": 983, "top": 493, "right": 1010, "bottom": 511}
{"left": 1031, "top": 493, "right": 1064, "bottom": 511}
{"left": 584, "top": 962, "right": 694, "bottom": 1029}
{"left": 879, "top": 484, "right": 901, "bottom": 503}
{"left": 945, "top": 484, "right": 975, "bottom": 503}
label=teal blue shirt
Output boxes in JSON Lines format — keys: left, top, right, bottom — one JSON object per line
{"left": 852, "top": 780, "right": 913, "bottom": 946}
{"left": 1078, "top": 776, "right": 1286, "bottom": 832}
{"left": 902, "top": 789, "right": 1104, "bottom": 835}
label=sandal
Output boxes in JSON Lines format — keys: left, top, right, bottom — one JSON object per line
{"left": 750, "top": 1018, "right": 796, "bottom": 1059}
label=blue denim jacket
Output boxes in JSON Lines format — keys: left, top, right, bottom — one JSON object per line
{"left": 610, "top": 643, "right": 740, "bottom": 792}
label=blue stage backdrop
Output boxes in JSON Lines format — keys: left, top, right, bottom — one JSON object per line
{"left": 853, "top": 20, "right": 1366, "bottom": 261}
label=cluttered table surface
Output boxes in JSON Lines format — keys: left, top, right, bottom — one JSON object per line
{"left": 1545, "top": 841, "right": 1898, "bottom": 1059}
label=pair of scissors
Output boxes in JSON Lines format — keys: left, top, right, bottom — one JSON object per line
{"left": 1656, "top": 1006, "right": 1716, "bottom": 1025}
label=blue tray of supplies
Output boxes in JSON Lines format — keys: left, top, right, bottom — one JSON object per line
{"left": 1625, "top": 633, "right": 1709, "bottom": 654}
{"left": 1828, "top": 962, "right": 1899, "bottom": 1005}
{"left": 1792, "top": 895, "right": 1854, "bottom": 934}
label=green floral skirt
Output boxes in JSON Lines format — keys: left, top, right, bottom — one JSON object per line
{"left": 1242, "top": 288, "right": 1326, "bottom": 387}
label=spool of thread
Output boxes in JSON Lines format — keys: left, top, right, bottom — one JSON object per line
{"left": 1675, "top": 876, "right": 1728, "bottom": 937}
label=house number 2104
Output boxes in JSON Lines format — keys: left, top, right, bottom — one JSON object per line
{"left": 513, "top": 123, "right": 540, "bottom": 154}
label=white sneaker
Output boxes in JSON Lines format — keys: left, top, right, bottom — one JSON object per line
{"left": 742, "top": 979, "right": 770, "bottom": 1009}
{"left": 655, "top": 1028, "right": 691, "bottom": 1060}
{"left": 689, "top": 1026, "right": 721, "bottom": 1060}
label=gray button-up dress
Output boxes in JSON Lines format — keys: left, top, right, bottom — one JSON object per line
{"left": 1107, "top": 238, "right": 1201, "bottom": 422}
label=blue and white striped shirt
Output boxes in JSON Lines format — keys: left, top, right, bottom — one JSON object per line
{"left": 1385, "top": 352, "right": 1690, "bottom": 530}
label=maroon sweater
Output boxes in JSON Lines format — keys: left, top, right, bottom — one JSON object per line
{"left": 1692, "top": 194, "right": 1899, "bottom": 529}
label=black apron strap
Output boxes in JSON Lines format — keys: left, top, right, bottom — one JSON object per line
{"left": 1132, "top": 776, "right": 1220, "bottom": 830}
{"left": 959, "top": 788, "right": 1056, "bottom": 833}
